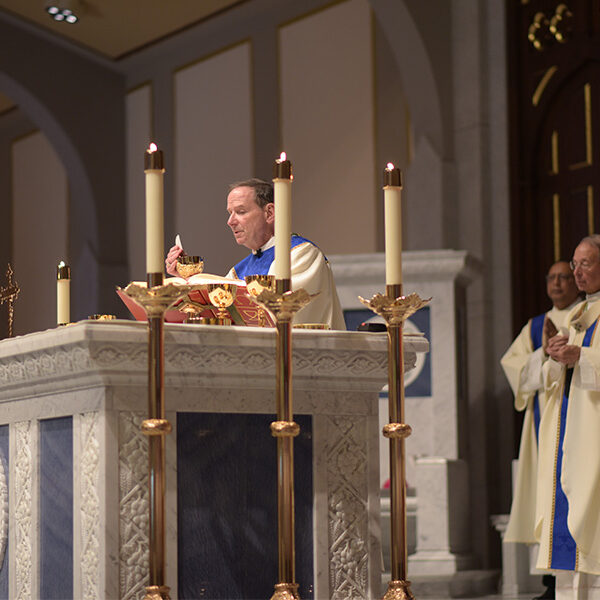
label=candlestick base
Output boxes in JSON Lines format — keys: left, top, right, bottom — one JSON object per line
{"left": 254, "top": 288, "right": 319, "bottom": 323}
{"left": 383, "top": 580, "right": 415, "bottom": 600}
{"left": 358, "top": 291, "right": 431, "bottom": 326}
{"left": 270, "top": 582, "right": 300, "bottom": 600}
{"left": 143, "top": 585, "right": 171, "bottom": 600}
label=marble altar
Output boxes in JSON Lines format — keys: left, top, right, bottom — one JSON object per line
{"left": 0, "top": 320, "right": 428, "bottom": 600}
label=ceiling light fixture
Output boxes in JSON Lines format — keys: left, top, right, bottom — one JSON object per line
{"left": 45, "top": 0, "right": 83, "bottom": 24}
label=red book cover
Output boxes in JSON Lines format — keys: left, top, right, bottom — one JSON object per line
{"left": 117, "top": 275, "right": 274, "bottom": 326}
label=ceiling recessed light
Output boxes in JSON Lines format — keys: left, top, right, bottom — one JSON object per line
{"left": 44, "top": 0, "right": 83, "bottom": 24}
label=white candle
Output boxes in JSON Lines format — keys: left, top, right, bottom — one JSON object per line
{"left": 144, "top": 143, "right": 165, "bottom": 274}
{"left": 57, "top": 261, "right": 70, "bottom": 325}
{"left": 273, "top": 152, "right": 293, "bottom": 281}
{"left": 383, "top": 163, "right": 403, "bottom": 285}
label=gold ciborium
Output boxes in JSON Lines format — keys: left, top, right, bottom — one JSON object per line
{"left": 245, "top": 274, "right": 276, "bottom": 327}
{"left": 176, "top": 255, "right": 204, "bottom": 279}
{"left": 207, "top": 283, "right": 237, "bottom": 325}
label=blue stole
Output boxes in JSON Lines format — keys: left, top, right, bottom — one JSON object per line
{"left": 231, "top": 235, "right": 316, "bottom": 280}
{"left": 530, "top": 313, "right": 546, "bottom": 442}
{"left": 550, "top": 317, "right": 599, "bottom": 570}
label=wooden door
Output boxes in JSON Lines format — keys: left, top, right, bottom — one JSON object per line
{"left": 508, "top": 0, "right": 600, "bottom": 329}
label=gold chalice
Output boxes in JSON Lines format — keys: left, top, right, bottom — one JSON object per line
{"left": 207, "top": 283, "right": 237, "bottom": 325}
{"left": 245, "top": 274, "right": 276, "bottom": 327}
{"left": 176, "top": 255, "right": 204, "bottom": 279}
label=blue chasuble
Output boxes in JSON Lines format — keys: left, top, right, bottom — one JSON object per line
{"left": 231, "top": 235, "right": 316, "bottom": 280}
{"left": 550, "top": 317, "right": 599, "bottom": 570}
{"left": 530, "top": 313, "right": 546, "bottom": 442}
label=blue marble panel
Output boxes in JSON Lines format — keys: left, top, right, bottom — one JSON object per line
{"left": 40, "top": 417, "right": 73, "bottom": 599}
{"left": 344, "top": 307, "right": 432, "bottom": 396}
{"left": 177, "top": 412, "right": 314, "bottom": 600}
{"left": 0, "top": 425, "right": 8, "bottom": 600}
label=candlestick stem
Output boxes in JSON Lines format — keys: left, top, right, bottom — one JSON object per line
{"left": 358, "top": 285, "right": 431, "bottom": 600}
{"left": 252, "top": 286, "right": 319, "bottom": 600}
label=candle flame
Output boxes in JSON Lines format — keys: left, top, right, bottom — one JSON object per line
{"left": 58, "top": 260, "right": 65, "bottom": 268}
{"left": 148, "top": 142, "right": 158, "bottom": 153}
{"left": 279, "top": 151, "right": 287, "bottom": 162}
{"left": 386, "top": 162, "right": 395, "bottom": 170}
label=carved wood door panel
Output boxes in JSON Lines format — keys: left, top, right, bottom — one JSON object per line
{"left": 508, "top": 1, "right": 600, "bottom": 329}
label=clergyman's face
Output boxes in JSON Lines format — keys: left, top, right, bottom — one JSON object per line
{"left": 572, "top": 242, "right": 600, "bottom": 294}
{"left": 545, "top": 261, "right": 578, "bottom": 309}
{"left": 226, "top": 186, "right": 274, "bottom": 251}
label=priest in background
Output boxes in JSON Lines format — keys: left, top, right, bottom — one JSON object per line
{"left": 538, "top": 235, "right": 600, "bottom": 597}
{"left": 165, "top": 178, "right": 346, "bottom": 329}
{"left": 502, "top": 261, "right": 581, "bottom": 599}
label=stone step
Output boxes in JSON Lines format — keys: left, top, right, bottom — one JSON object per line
{"left": 381, "top": 570, "right": 501, "bottom": 598}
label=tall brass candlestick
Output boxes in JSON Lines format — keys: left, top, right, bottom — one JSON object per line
{"left": 119, "top": 277, "right": 200, "bottom": 600}
{"left": 360, "top": 166, "right": 430, "bottom": 600}
{"left": 262, "top": 152, "right": 312, "bottom": 600}
{"left": 253, "top": 286, "right": 317, "bottom": 600}
{"left": 140, "top": 141, "right": 171, "bottom": 600}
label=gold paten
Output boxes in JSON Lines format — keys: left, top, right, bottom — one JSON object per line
{"left": 245, "top": 274, "right": 276, "bottom": 326}
{"left": 383, "top": 580, "right": 415, "bottom": 600}
{"left": 88, "top": 314, "right": 117, "bottom": 321}
{"left": 141, "top": 419, "right": 172, "bottom": 436}
{"left": 176, "top": 255, "right": 204, "bottom": 279}
{"left": 270, "top": 421, "right": 300, "bottom": 438}
{"left": 360, "top": 284, "right": 429, "bottom": 599}
{"left": 271, "top": 582, "right": 300, "bottom": 600}
{"left": 292, "top": 323, "right": 329, "bottom": 330}
{"left": 207, "top": 283, "right": 237, "bottom": 324}
{"left": 0, "top": 264, "right": 20, "bottom": 338}
{"left": 143, "top": 585, "right": 171, "bottom": 600}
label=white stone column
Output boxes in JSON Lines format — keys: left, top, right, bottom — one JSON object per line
{"left": 9, "top": 419, "right": 39, "bottom": 600}
{"left": 408, "top": 457, "right": 474, "bottom": 575}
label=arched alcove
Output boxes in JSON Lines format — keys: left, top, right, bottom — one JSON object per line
{"left": 0, "top": 16, "right": 127, "bottom": 318}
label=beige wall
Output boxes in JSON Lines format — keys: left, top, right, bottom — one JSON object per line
{"left": 279, "top": 0, "right": 377, "bottom": 255}
{"left": 11, "top": 131, "right": 68, "bottom": 335}
{"left": 173, "top": 42, "right": 254, "bottom": 275}
{"left": 126, "top": 84, "right": 152, "bottom": 281}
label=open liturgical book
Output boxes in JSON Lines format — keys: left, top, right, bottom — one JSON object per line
{"left": 117, "top": 273, "right": 274, "bottom": 326}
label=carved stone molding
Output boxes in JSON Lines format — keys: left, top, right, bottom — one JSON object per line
{"left": 119, "top": 411, "right": 149, "bottom": 600}
{"left": 13, "top": 421, "right": 34, "bottom": 600}
{"left": 79, "top": 412, "right": 100, "bottom": 600}
{"left": 326, "top": 416, "right": 369, "bottom": 600}
{"left": 0, "top": 323, "right": 418, "bottom": 401}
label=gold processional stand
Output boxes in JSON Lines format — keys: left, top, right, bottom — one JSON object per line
{"left": 360, "top": 287, "right": 429, "bottom": 600}
{"left": 255, "top": 279, "right": 317, "bottom": 600}
{"left": 120, "top": 274, "right": 197, "bottom": 600}
{"left": 0, "top": 264, "right": 20, "bottom": 338}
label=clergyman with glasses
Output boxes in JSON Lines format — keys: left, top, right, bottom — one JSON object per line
{"left": 536, "top": 234, "right": 600, "bottom": 588}
{"left": 501, "top": 260, "right": 581, "bottom": 597}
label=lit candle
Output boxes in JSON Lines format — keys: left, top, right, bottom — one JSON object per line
{"left": 56, "top": 261, "right": 70, "bottom": 325}
{"left": 144, "top": 143, "right": 165, "bottom": 274}
{"left": 273, "top": 152, "right": 293, "bottom": 281}
{"left": 383, "top": 163, "right": 403, "bottom": 285}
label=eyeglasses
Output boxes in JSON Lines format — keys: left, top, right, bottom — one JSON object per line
{"left": 546, "top": 273, "right": 574, "bottom": 282}
{"left": 570, "top": 260, "right": 599, "bottom": 271}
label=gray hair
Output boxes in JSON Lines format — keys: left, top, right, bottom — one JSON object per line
{"left": 579, "top": 234, "right": 600, "bottom": 258}
{"left": 228, "top": 178, "right": 273, "bottom": 208}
